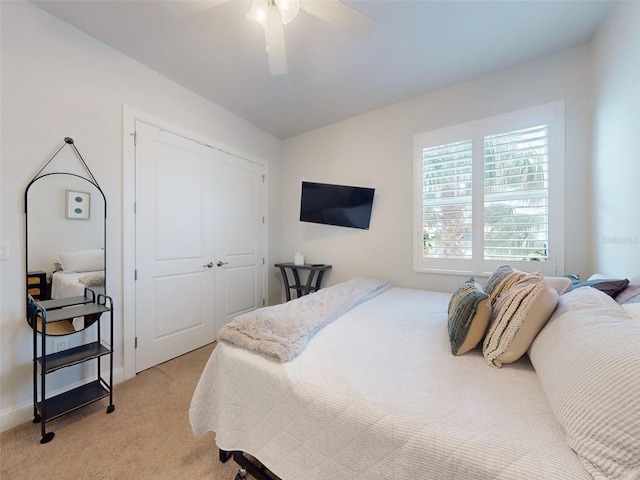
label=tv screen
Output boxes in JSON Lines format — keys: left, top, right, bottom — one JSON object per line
{"left": 299, "top": 181, "right": 375, "bottom": 230}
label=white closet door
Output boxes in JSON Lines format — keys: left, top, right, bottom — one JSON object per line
{"left": 134, "top": 122, "right": 217, "bottom": 372}
{"left": 214, "top": 155, "right": 265, "bottom": 335}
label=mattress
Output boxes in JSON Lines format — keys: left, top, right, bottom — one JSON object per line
{"left": 190, "top": 287, "right": 589, "bottom": 480}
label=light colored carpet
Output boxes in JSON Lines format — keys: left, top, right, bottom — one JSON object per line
{"left": 0, "top": 342, "right": 249, "bottom": 480}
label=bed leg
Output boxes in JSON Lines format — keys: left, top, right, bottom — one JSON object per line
{"left": 219, "top": 449, "right": 232, "bottom": 463}
{"left": 231, "top": 451, "right": 280, "bottom": 480}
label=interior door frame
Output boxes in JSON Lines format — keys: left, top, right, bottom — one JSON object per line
{"left": 122, "top": 105, "right": 269, "bottom": 380}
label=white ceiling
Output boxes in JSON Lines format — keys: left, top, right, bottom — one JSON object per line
{"left": 30, "top": 0, "right": 614, "bottom": 139}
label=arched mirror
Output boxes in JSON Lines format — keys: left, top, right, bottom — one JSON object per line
{"left": 25, "top": 138, "right": 106, "bottom": 335}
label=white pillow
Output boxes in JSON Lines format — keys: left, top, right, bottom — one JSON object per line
{"left": 529, "top": 287, "right": 640, "bottom": 479}
{"left": 588, "top": 273, "right": 613, "bottom": 281}
{"left": 622, "top": 302, "right": 640, "bottom": 320}
{"left": 58, "top": 249, "right": 104, "bottom": 273}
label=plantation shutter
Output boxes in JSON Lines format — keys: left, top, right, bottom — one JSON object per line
{"left": 422, "top": 140, "right": 473, "bottom": 259}
{"left": 483, "top": 125, "right": 549, "bottom": 261}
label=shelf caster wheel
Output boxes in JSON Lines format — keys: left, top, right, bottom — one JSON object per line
{"left": 33, "top": 415, "right": 41, "bottom": 423}
{"left": 40, "top": 432, "right": 55, "bottom": 444}
{"left": 234, "top": 467, "right": 247, "bottom": 480}
{"left": 106, "top": 404, "right": 115, "bottom": 414}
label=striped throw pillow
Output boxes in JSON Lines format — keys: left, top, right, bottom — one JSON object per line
{"left": 448, "top": 279, "right": 491, "bottom": 355}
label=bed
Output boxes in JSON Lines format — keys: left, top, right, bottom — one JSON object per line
{"left": 190, "top": 273, "right": 640, "bottom": 480}
{"left": 51, "top": 249, "right": 105, "bottom": 331}
{"left": 51, "top": 270, "right": 104, "bottom": 299}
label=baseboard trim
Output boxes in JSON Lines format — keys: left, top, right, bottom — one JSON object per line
{"left": 0, "top": 366, "right": 125, "bottom": 433}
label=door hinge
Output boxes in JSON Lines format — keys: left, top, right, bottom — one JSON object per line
{"left": 132, "top": 131, "right": 137, "bottom": 145}
{"left": 262, "top": 298, "right": 266, "bottom": 306}
{"left": 135, "top": 337, "right": 138, "bottom": 348}
{"left": 262, "top": 216, "right": 265, "bottom": 224}
{"left": 134, "top": 202, "right": 136, "bottom": 214}
{"left": 134, "top": 269, "right": 137, "bottom": 280}
{"left": 262, "top": 258, "right": 265, "bottom": 265}
{"left": 261, "top": 174, "right": 266, "bottom": 183}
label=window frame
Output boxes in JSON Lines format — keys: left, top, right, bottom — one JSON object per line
{"left": 413, "top": 102, "right": 565, "bottom": 277}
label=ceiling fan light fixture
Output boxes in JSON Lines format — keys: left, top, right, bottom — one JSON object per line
{"left": 275, "top": 0, "right": 300, "bottom": 25}
{"left": 247, "top": 0, "right": 269, "bottom": 29}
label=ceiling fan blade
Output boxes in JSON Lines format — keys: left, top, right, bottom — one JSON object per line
{"left": 301, "top": 0, "right": 375, "bottom": 39}
{"left": 160, "top": 0, "right": 231, "bottom": 18}
{"left": 266, "top": 5, "right": 287, "bottom": 75}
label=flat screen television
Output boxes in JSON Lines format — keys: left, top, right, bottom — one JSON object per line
{"left": 299, "top": 181, "right": 375, "bottom": 230}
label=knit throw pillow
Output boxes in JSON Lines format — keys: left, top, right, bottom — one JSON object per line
{"left": 483, "top": 272, "right": 558, "bottom": 368}
{"left": 448, "top": 278, "right": 491, "bottom": 355}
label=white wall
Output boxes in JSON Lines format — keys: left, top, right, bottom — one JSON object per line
{"left": 0, "top": 1, "right": 283, "bottom": 431}
{"left": 281, "top": 44, "right": 594, "bottom": 294}
{"left": 591, "top": 1, "right": 640, "bottom": 278}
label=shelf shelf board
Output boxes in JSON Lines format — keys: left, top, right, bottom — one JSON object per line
{"left": 38, "top": 341, "right": 111, "bottom": 374}
{"left": 36, "top": 380, "right": 109, "bottom": 422}
{"left": 41, "top": 303, "right": 110, "bottom": 324}
{"left": 38, "top": 295, "right": 93, "bottom": 310}
{"left": 287, "top": 284, "right": 320, "bottom": 291}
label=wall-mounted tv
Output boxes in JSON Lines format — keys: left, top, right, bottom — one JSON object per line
{"left": 299, "top": 181, "right": 375, "bottom": 230}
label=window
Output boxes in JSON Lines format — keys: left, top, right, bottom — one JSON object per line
{"left": 414, "top": 102, "right": 565, "bottom": 276}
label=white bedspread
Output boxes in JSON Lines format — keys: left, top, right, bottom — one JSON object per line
{"left": 190, "top": 287, "right": 589, "bottom": 480}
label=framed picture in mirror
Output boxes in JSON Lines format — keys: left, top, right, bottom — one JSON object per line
{"left": 66, "top": 190, "right": 90, "bottom": 220}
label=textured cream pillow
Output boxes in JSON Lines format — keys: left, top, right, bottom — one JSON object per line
{"left": 544, "top": 276, "right": 573, "bottom": 296}
{"left": 529, "top": 287, "right": 640, "bottom": 479}
{"left": 447, "top": 279, "right": 491, "bottom": 355}
{"left": 483, "top": 273, "right": 558, "bottom": 368}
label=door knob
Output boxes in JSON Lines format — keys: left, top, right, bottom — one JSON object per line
{"left": 216, "top": 261, "right": 228, "bottom": 267}
{"left": 203, "top": 262, "right": 214, "bottom": 268}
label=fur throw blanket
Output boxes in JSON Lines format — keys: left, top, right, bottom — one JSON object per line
{"left": 217, "top": 277, "right": 392, "bottom": 362}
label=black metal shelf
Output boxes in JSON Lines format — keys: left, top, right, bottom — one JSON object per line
{"left": 36, "top": 380, "right": 109, "bottom": 422}
{"left": 37, "top": 341, "right": 111, "bottom": 374}
{"left": 28, "top": 290, "right": 115, "bottom": 443}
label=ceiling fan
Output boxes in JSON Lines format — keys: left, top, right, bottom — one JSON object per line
{"left": 163, "top": 0, "right": 376, "bottom": 75}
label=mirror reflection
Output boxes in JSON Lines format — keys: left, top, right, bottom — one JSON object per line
{"left": 26, "top": 173, "right": 106, "bottom": 335}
